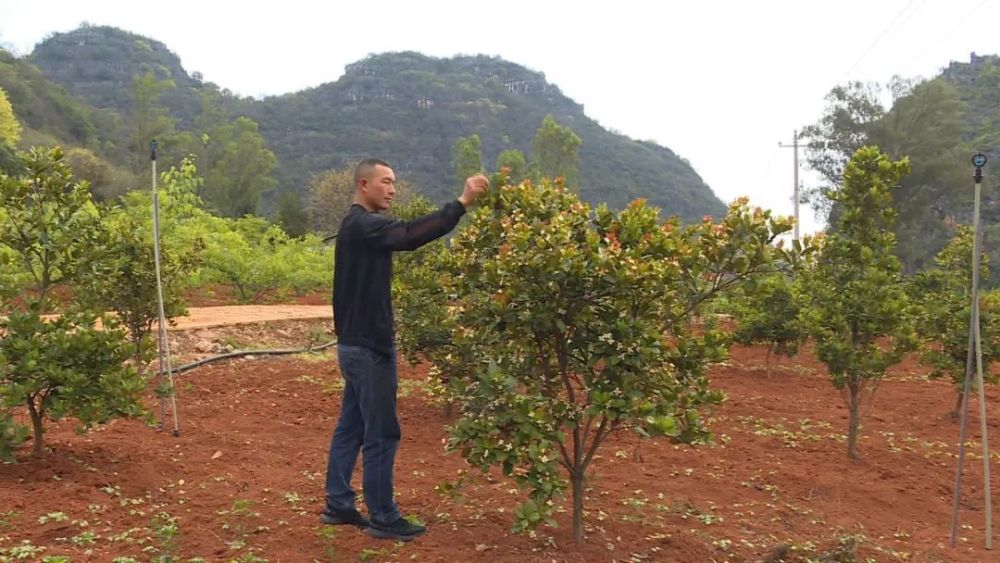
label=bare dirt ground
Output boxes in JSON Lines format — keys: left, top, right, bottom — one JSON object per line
{"left": 1, "top": 316, "right": 999, "bottom": 562}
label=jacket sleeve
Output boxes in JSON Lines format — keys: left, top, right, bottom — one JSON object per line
{"left": 358, "top": 201, "right": 467, "bottom": 251}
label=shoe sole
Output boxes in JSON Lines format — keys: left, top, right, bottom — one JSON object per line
{"left": 365, "top": 527, "right": 426, "bottom": 541}
{"left": 320, "top": 513, "right": 369, "bottom": 528}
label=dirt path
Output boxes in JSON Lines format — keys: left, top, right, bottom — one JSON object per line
{"left": 29, "top": 305, "right": 332, "bottom": 331}
{"left": 168, "top": 305, "right": 331, "bottom": 330}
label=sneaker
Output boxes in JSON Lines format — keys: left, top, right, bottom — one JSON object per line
{"left": 320, "top": 506, "right": 370, "bottom": 528}
{"left": 365, "top": 516, "right": 426, "bottom": 541}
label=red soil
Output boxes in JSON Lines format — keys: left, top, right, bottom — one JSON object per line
{"left": 2, "top": 343, "right": 998, "bottom": 562}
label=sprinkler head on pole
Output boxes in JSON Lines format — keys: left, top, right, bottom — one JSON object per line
{"left": 973, "top": 153, "right": 987, "bottom": 184}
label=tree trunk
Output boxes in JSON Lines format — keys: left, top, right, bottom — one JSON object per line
{"left": 234, "top": 281, "right": 247, "bottom": 301}
{"left": 847, "top": 384, "right": 860, "bottom": 459}
{"left": 765, "top": 345, "right": 773, "bottom": 378}
{"left": 26, "top": 397, "right": 44, "bottom": 457}
{"left": 133, "top": 331, "right": 146, "bottom": 375}
{"left": 38, "top": 266, "right": 51, "bottom": 315}
{"left": 951, "top": 388, "right": 963, "bottom": 421}
{"left": 572, "top": 471, "right": 585, "bottom": 542}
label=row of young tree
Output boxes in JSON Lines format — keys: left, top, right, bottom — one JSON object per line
{"left": 2, "top": 137, "right": 986, "bottom": 544}
{"left": 391, "top": 145, "right": 995, "bottom": 542}
{"left": 732, "top": 154, "right": 999, "bottom": 434}
{"left": 0, "top": 147, "right": 332, "bottom": 460}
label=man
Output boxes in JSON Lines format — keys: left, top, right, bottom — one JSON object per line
{"left": 321, "top": 158, "right": 488, "bottom": 541}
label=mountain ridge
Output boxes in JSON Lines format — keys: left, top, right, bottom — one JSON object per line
{"left": 21, "top": 25, "right": 726, "bottom": 219}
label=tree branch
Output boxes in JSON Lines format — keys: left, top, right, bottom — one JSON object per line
{"left": 581, "top": 416, "right": 612, "bottom": 469}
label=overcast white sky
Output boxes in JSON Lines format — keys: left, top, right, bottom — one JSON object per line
{"left": 2, "top": 0, "right": 999, "bottom": 233}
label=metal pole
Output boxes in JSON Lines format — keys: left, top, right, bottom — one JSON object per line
{"left": 971, "top": 163, "right": 993, "bottom": 549}
{"left": 151, "top": 144, "right": 165, "bottom": 430}
{"left": 974, "top": 276, "right": 993, "bottom": 550}
{"left": 150, "top": 139, "right": 180, "bottom": 436}
{"left": 951, "top": 290, "right": 977, "bottom": 547}
{"left": 951, "top": 153, "right": 992, "bottom": 548}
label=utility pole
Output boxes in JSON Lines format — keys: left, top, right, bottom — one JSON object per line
{"left": 778, "top": 130, "right": 801, "bottom": 241}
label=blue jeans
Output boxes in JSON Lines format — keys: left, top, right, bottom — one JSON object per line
{"left": 324, "top": 344, "right": 401, "bottom": 523}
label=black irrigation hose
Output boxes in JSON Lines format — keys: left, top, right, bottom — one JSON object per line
{"left": 163, "top": 340, "right": 338, "bottom": 376}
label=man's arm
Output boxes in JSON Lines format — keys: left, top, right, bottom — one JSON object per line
{"left": 360, "top": 201, "right": 467, "bottom": 251}
{"left": 360, "top": 174, "right": 489, "bottom": 251}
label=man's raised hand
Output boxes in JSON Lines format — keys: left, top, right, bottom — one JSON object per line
{"left": 459, "top": 174, "right": 489, "bottom": 208}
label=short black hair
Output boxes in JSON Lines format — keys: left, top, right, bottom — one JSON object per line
{"left": 353, "top": 158, "right": 392, "bottom": 187}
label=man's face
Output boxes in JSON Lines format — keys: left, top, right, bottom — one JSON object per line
{"left": 360, "top": 164, "right": 396, "bottom": 211}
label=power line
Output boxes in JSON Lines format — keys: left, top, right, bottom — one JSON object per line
{"left": 943, "top": 0, "right": 991, "bottom": 39}
{"left": 905, "top": 0, "right": 991, "bottom": 69}
{"left": 791, "top": 0, "right": 922, "bottom": 233}
{"left": 841, "top": 0, "right": 925, "bottom": 80}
